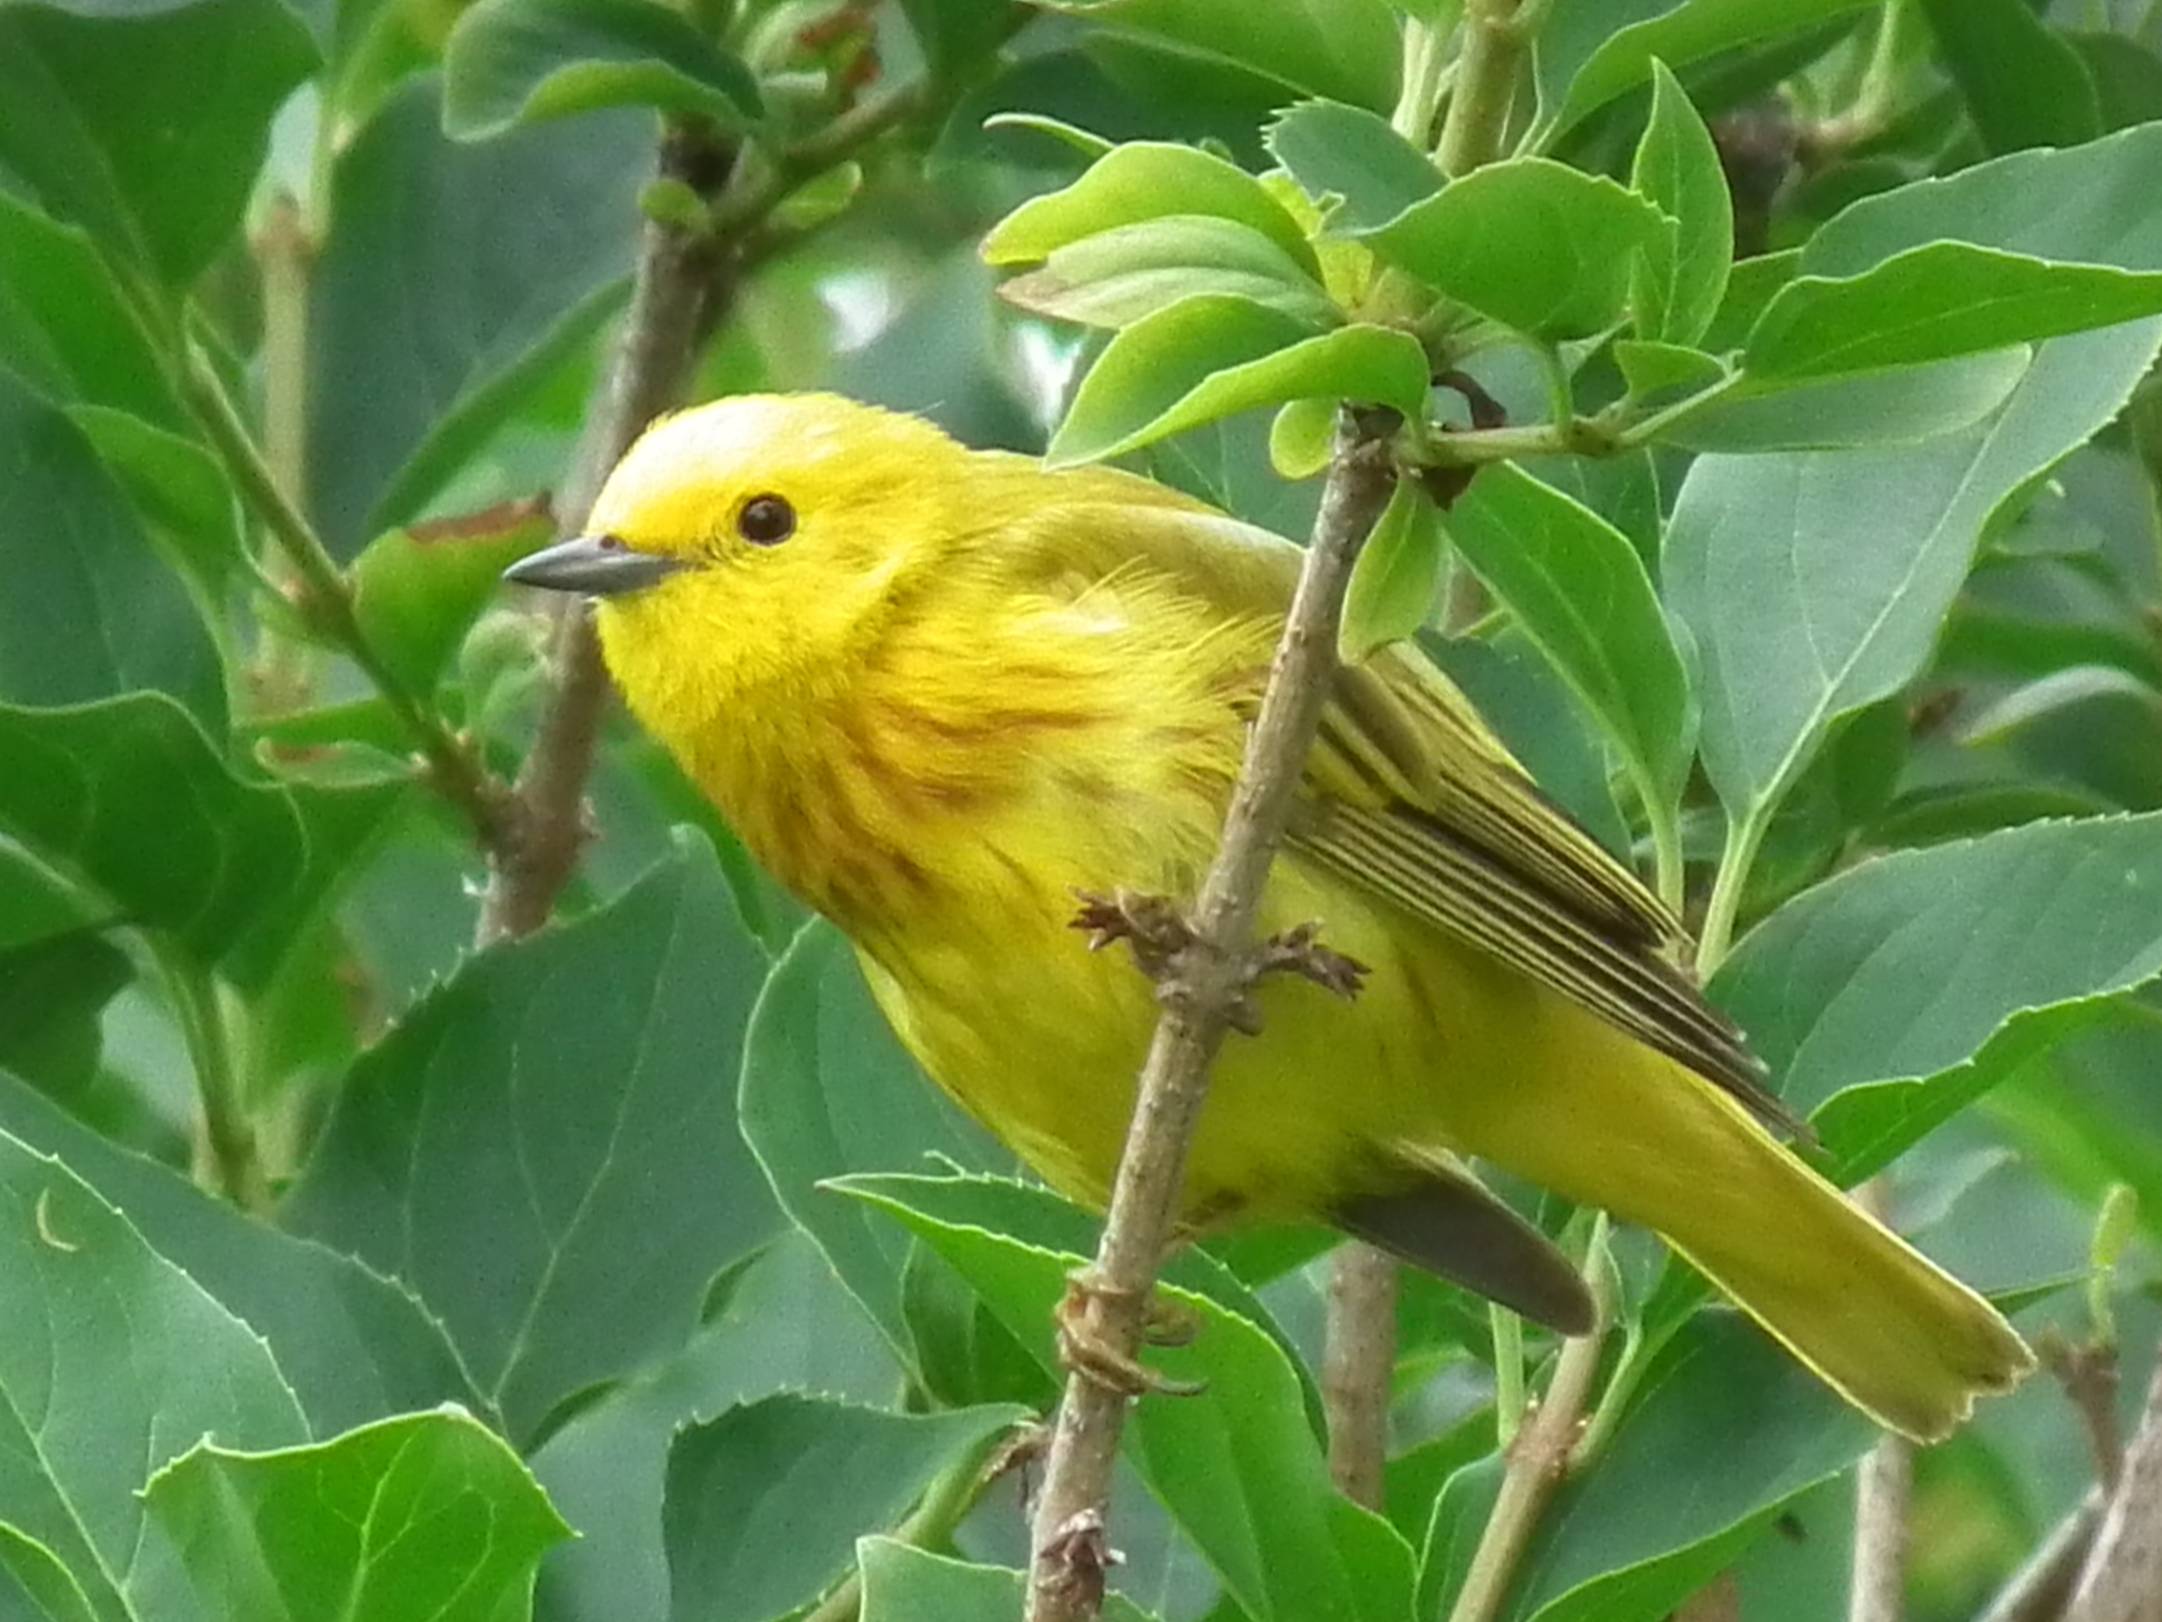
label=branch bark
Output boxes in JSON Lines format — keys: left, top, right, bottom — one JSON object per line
{"left": 476, "top": 121, "right": 738, "bottom": 944}
{"left": 1446, "top": 1219, "right": 1613, "bottom": 1622}
{"left": 1024, "top": 411, "right": 1399, "bottom": 1622}
{"left": 2069, "top": 1356, "right": 2162, "bottom": 1622}
{"left": 1849, "top": 1179, "right": 1913, "bottom": 1622}
{"left": 1324, "top": 1240, "right": 1400, "bottom": 1510}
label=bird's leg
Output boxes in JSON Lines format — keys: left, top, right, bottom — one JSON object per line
{"left": 1070, "top": 891, "right": 1368, "bottom": 1035}
{"left": 1055, "top": 1265, "right": 1207, "bottom": 1397}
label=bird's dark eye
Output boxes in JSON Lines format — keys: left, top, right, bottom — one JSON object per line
{"left": 596, "top": 533, "right": 627, "bottom": 551}
{"left": 736, "top": 493, "right": 795, "bottom": 545}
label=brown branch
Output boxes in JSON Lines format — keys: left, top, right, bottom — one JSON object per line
{"left": 2068, "top": 1356, "right": 2162, "bottom": 1622}
{"left": 1024, "top": 412, "right": 1400, "bottom": 1622}
{"left": 476, "top": 121, "right": 738, "bottom": 944}
{"left": 1850, "top": 1433, "right": 1914, "bottom": 1622}
{"left": 1447, "top": 1222, "right": 1614, "bottom": 1622}
{"left": 1324, "top": 1240, "right": 1399, "bottom": 1510}
{"left": 1848, "top": 1178, "right": 1914, "bottom": 1622}
{"left": 2045, "top": 1329, "right": 2126, "bottom": 1492}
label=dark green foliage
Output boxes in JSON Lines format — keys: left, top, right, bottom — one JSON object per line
{"left": 2, "top": 1, "right": 2160, "bottom": 1618}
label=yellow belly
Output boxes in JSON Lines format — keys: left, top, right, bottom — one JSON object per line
{"left": 850, "top": 840, "right": 1614, "bottom": 1230}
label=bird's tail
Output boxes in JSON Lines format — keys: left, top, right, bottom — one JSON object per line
{"left": 1456, "top": 1050, "right": 2034, "bottom": 1442}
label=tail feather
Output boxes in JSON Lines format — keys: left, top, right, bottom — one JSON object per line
{"left": 1451, "top": 1047, "right": 2035, "bottom": 1441}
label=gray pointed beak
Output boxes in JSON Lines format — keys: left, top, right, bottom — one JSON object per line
{"left": 502, "top": 535, "right": 690, "bottom": 597}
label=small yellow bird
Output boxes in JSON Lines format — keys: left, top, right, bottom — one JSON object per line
{"left": 505, "top": 392, "right": 2031, "bottom": 1441}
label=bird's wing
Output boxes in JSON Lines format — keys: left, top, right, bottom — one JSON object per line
{"left": 1298, "top": 646, "right": 1792, "bottom": 1132}
{"left": 1045, "top": 491, "right": 1792, "bottom": 1133}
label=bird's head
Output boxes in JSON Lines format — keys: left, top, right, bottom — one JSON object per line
{"left": 504, "top": 392, "right": 979, "bottom": 738}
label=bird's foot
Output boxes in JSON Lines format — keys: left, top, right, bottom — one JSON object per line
{"left": 1055, "top": 1267, "right": 1206, "bottom": 1397}
{"left": 1070, "top": 891, "right": 1367, "bottom": 1035}
{"left": 1070, "top": 888, "right": 1194, "bottom": 982}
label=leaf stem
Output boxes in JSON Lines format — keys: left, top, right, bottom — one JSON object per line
{"left": 1446, "top": 1215, "right": 1614, "bottom": 1622}
{"left": 1490, "top": 1303, "right": 1526, "bottom": 1448}
{"left": 1323, "top": 1240, "right": 1401, "bottom": 1509}
{"left": 1695, "top": 801, "right": 1771, "bottom": 975}
{"left": 159, "top": 948, "right": 267, "bottom": 1210}
{"left": 1435, "top": 0, "right": 1532, "bottom": 177}
{"left": 1025, "top": 411, "right": 1399, "bottom": 1622}
{"left": 802, "top": 1424, "right": 1029, "bottom": 1622}
{"left": 178, "top": 342, "right": 509, "bottom": 845}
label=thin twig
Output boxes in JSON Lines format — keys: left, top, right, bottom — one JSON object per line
{"left": 2068, "top": 1356, "right": 2162, "bottom": 1622}
{"left": 475, "top": 120, "right": 738, "bottom": 944}
{"left": 1849, "top": 1179, "right": 1914, "bottom": 1622}
{"left": 1024, "top": 413, "right": 1400, "bottom": 1622}
{"left": 1446, "top": 1217, "right": 1615, "bottom": 1622}
{"left": 158, "top": 946, "right": 267, "bottom": 1211}
{"left": 179, "top": 344, "right": 508, "bottom": 845}
{"left": 1323, "top": 1240, "right": 1400, "bottom": 1509}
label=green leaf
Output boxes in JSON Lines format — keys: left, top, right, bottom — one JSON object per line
{"left": 0, "top": 195, "right": 180, "bottom": 427}
{"left": 1269, "top": 395, "right": 1337, "bottom": 478}
{"left": 1048, "top": 296, "right": 1427, "bottom": 465}
{"left": 0, "top": 369, "right": 226, "bottom": 732}
{"left": 838, "top": 1171, "right": 1325, "bottom": 1430}
{"left": 1533, "top": 0, "right": 1875, "bottom": 141}
{"left": 1698, "top": 246, "right": 1798, "bottom": 353}
{"left": 0, "top": 0, "right": 317, "bottom": 285}
{"left": 1743, "top": 244, "right": 2162, "bottom": 382}
{"left": 1033, "top": 0, "right": 1402, "bottom": 110}
{"left": 858, "top": 1540, "right": 1161, "bottom": 1622}
{"left": 997, "top": 216, "right": 1337, "bottom": 331}
{"left": 64, "top": 406, "right": 245, "bottom": 608}
{"left": 1714, "top": 810, "right": 2162, "bottom": 1127}
{"left": 1628, "top": 62, "right": 1731, "bottom": 347}
{"left": 144, "top": 1408, "right": 570, "bottom": 1621}
{"left": 1656, "top": 348, "right": 2032, "bottom": 453}
{"left": 0, "top": 1127, "right": 307, "bottom": 1618}
{"left": 531, "top": 1232, "right": 905, "bottom": 1622}
{"left": 1954, "top": 665, "right": 2162, "bottom": 750}
{"left": 444, "top": 0, "right": 762, "bottom": 140}
{"left": 0, "top": 938, "right": 128, "bottom": 1099}
{"left": 1509, "top": 1311, "right": 1875, "bottom": 1621}
{"left": 664, "top": 1395, "right": 1028, "bottom": 1622}
{"left": 0, "top": 1527, "right": 97, "bottom": 1622}
{"left": 0, "top": 696, "right": 314, "bottom": 967}
{"left": 1613, "top": 339, "right": 1727, "bottom": 400}
{"left": 309, "top": 77, "right": 646, "bottom": 555}
{"left": 0, "top": 1072, "right": 483, "bottom": 1436}
{"left": 984, "top": 141, "right": 1320, "bottom": 273}
{"left": 284, "top": 834, "right": 786, "bottom": 1444}
{"left": 1340, "top": 476, "right": 1444, "bottom": 663}
{"left": 350, "top": 499, "right": 555, "bottom": 696}
{"left": 1919, "top": 0, "right": 2100, "bottom": 154}
{"left": 1802, "top": 121, "right": 2162, "bottom": 281}
{"left": 1666, "top": 320, "right": 2162, "bottom": 820}
{"left": 739, "top": 922, "right": 1007, "bottom": 1368}
{"left": 1264, "top": 99, "right": 1442, "bottom": 232}
{"left": 1361, "top": 159, "right": 1669, "bottom": 340}
{"left": 838, "top": 1174, "right": 1414, "bottom": 1622}
{"left": 1446, "top": 462, "right": 1694, "bottom": 811}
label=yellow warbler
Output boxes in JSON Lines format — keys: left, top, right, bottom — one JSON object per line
{"left": 505, "top": 392, "right": 2031, "bottom": 1441}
